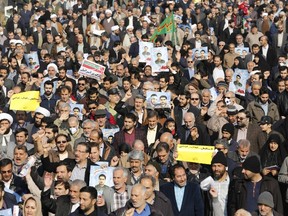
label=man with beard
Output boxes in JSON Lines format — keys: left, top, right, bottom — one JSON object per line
{"left": 7, "top": 57, "right": 19, "bottom": 82}
{"left": 160, "top": 164, "right": 204, "bottom": 216}
{"left": 228, "top": 156, "right": 283, "bottom": 215}
{"left": 40, "top": 63, "right": 59, "bottom": 96}
{"left": 98, "top": 167, "right": 132, "bottom": 214}
{"left": 0, "top": 113, "right": 15, "bottom": 158}
{"left": 233, "top": 110, "right": 266, "bottom": 154}
{"left": 201, "top": 151, "right": 230, "bottom": 216}
{"left": 174, "top": 91, "right": 201, "bottom": 129}
{"left": 128, "top": 150, "right": 144, "bottom": 185}
{"left": 26, "top": 106, "right": 50, "bottom": 143}
{"left": 247, "top": 87, "right": 280, "bottom": 124}
{"left": 75, "top": 120, "right": 98, "bottom": 145}
{"left": 70, "top": 186, "right": 107, "bottom": 216}
{"left": 40, "top": 80, "right": 59, "bottom": 114}
{"left": 53, "top": 66, "right": 76, "bottom": 90}
{"left": 113, "top": 113, "right": 148, "bottom": 153}
{"left": 43, "top": 134, "right": 74, "bottom": 163}
{"left": 51, "top": 35, "right": 67, "bottom": 57}
{"left": 101, "top": 9, "right": 117, "bottom": 35}
{"left": 228, "top": 139, "right": 259, "bottom": 167}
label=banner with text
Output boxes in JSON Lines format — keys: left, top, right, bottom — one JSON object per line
{"left": 10, "top": 91, "right": 40, "bottom": 111}
{"left": 176, "top": 144, "right": 215, "bottom": 165}
{"left": 79, "top": 60, "right": 105, "bottom": 80}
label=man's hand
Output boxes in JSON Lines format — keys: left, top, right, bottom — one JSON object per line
{"left": 43, "top": 172, "right": 53, "bottom": 191}
{"left": 125, "top": 208, "right": 135, "bottom": 216}
{"left": 209, "top": 187, "right": 218, "bottom": 198}
{"left": 110, "top": 156, "right": 119, "bottom": 167}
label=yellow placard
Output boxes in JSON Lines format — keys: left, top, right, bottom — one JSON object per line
{"left": 176, "top": 144, "right": 215, "bottom": 165}
{"left": 10, "top": 91, "right": 40, "bottom": 111}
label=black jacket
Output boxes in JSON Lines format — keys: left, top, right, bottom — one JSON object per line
{"left": 228, "top": 176, "right": 283, "bottom": 216}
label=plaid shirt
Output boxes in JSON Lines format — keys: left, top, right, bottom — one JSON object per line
{"left": 112, "top": 189, "right": 129, "bottom": 212}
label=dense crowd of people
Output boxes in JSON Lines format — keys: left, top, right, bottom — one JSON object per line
{"left": 2, "top": 0, "right": 288, "bottom": 215}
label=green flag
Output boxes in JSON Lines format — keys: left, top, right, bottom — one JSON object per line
{"left": 150, "top": 13, "right": 176, "bottom": 42}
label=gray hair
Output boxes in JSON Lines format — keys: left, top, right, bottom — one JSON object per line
{"left": 140, "top": 175, "right": 156, "bottom": 188}
{"left": 82, "top": 119, "right": 96, "bottom": 128}
{"left": 128, "top": 150, "right": 144, "bottom": 161}
{"left": 113, "top": 167, "right": 129, "bottom": 178}
{"left": 213, "top": 139, "right": 229, "bottom": 149}
{"left": 132, "top": 183, "right": 146, "bottom": 196}
{"left": 238, "top": 139, "right": 251, "bottom": 148}
{"left": 59, "top": 102, "right": 71, "bottom": 110}
{"left": 70, "top": 179, "right": 87, "bottom": 189}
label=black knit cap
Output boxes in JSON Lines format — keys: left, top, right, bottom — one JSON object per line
{"left": 221, "top": 123, "right": 235, "bottom": 136}
{"left": 242, "top": 156, "right": 260, "bottom": 173}
{"left": 211, "top": 151, "right": 227, "bottom": 167}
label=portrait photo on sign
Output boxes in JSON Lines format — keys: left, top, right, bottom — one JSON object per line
{"left": 70, "top": 104, "right": 84, "bottom": 120}
{"left": 89, "top": 165, "right": 115, "bottom": 188}
{"left": 192, "top": 47, "right": 208, "bottom": 60}
{"left": 235, "top": 47, "right": 250, "bottom": 58}
{"left": 24, "top": 52, "right": 40, "bottom": 70}
{"left": 146, "top": 91, "right": 171, "bottom": 109}
{"left": 231, "top": 69, "right": 249, "bottom": 96}
{"left": 150, "top": 47, "right": 168, "bottom": 73}
{"left": 102, "top": 128, "right": 120, "bottom": 144}
{"left": 139, "top": 41, "right": 153, "bottom": 63}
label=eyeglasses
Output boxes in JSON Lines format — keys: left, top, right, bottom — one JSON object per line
{"left": 78, "top": 83, "right": 85, "bottom": 86}
{"left": 56, "top": 140, "right": 67, "bottom": 144}
{"left": 1, "top": 170, "right": 12, "bottom": 174}
{"left": 191, "top": 98, "right": 199, "bottom": 101}
{"left": 89, "top": 107, "right": 97, "bottom": 110}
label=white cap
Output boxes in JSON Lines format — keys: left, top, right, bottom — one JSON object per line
{"left": 91, "top": 15, "right": 98, "bottom": 20}
{"left": 262, "top": 12, "right": 268, "bottom": 17}
{"left": 15, "top": 40, "right": 23, "bottom": 45}
{"left": 50, "top": 14, "right": 57, "bottom": 19}
{"left": 126, "top": 25, "right": 134, "bottom": 30}
{"left": 111, "top": 25, "right": 119, "bottom": 31}
{"left": 105, "top": 9, "right": 112, "bottom": 14}
{"left": 0, "top": 113, "right": 13, "bottom": 125}
{"left": 35, "top": 106, "right": 50, "bottom": 117}
{"left": 47, "top": 63, "right": 59, "bottom": 73}
{"left": 9, "top": 39, "right": 17, "bottom": 44}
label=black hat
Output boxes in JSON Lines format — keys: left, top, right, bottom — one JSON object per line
{"left": 242, "top": 156, "right": 260, "bottom": 173}
{"left": 259, "top": 116, "right": 273, "bottom": 125}
{"left": 94, "top": 109, "right": 106, "bottom": 117}
{"left": 221, "top": 123, "right": 234, "bottom": 136}
{"left": 211, "top": 151, "right": 227, "bottom": 167}
{"left": 107, "top": 88, "right": 119, "bottom": 95}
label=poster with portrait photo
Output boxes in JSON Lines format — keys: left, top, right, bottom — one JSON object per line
{"left": 102, "top": 128, "right": 120, "bottom": 144}
{"left": 89, "top": 165, "right": 115, "bottom": 187}
{"left": 151, "top": 47, "right": 169, "bottom": 73}
{"left": 231, "top": 69, "right": 249, "bottom": 96}
{"left": 146, "top": 91, "right": 171, "bottom": 109}
{"left": 139, "top": 41, "right": 153, "bottom": 63}
{"left": 192, "top": 47, "right": 208, "bottom": 60}
{"left": 70, "top": 104, "right": 84, "bottom": 120}
{"left": 235, "top": 47, "right": 250, "bottom": 58}
{"left": 24, "top": 52, "right": 40, "bottom": 70}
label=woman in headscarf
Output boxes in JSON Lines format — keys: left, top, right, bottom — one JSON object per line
{"left": 23, "top": 195, "right": 43, "bottom": 216}
{"left": 260, "top": 134, "right": 287, "bottom": 178}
